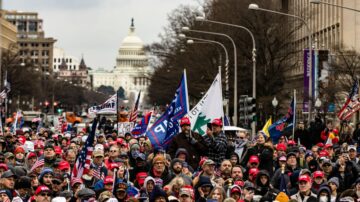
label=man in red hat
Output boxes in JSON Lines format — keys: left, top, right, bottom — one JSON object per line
{"left": 290, "top": 175, "right": 317, "bottom": 201}
{"left": 168, "top": 116, "right": 207, "bottom": 169}
{"left": 34, "top": 185, "right": 52, "bottom": 202}
{"left": 203, "top": 118, "right": 227, "bottom": 166}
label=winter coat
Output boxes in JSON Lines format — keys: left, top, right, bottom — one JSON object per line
{"left": 243, "top": 144, "right": 274, "bottom": 176}
{"left": 168, "top": 131, "right": 207, "bottom": 169}
{"left": 294, "top": 128, "right": 311, "bottom": 149}
{"left": 290, "top": 191, "right": 317, "bottom": 202}
{"left": 271, "top": 166, "right": 300, "bottom": 193}
{"left": 328, "top": 161, "right": 360, "bottom": 192}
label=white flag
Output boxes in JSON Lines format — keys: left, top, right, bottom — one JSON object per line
{"left": 188, "top": 73, "right": 224, "bottom": 135}
{"left": 88, "top": 94, "right": 117, "bottom": 114}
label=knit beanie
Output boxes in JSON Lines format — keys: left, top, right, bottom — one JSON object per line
{"left": 328, "top": 177, "right": 339, "bottom": 188}
{"left": 275, "top": 192, "right": 289, "bottom": 202}
{"left": 152, "top": 154, "right": 166, "bottom": 165}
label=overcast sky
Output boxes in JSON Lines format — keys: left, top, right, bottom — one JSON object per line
{"left": 4, "top": 0, "right": 200, "bottom": 69}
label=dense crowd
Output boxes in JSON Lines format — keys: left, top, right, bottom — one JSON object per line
{"left": 0, "top": 115, "right": 360, "bottom": 202}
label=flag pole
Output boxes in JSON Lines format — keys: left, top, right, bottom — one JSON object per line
{"left": 292, "top": 89, "right": 296, "bottom": 140}
{"left": 183, "top": 69, "right": 193, "bottom": 138}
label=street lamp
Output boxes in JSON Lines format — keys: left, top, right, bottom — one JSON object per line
{"left": 310, "top": 0, "right": 360, "bottom": 12}
{"left": 315, "top": 98, "right": 322, "bottom": 108}
{"left": 181, "top": 26, "right": 239, "bottom": 125}
{"left": 196, "top": 16, "right": 257, "bottom": 135}
{"left": 249, "top": 3, "right": 313, "bottom": 126}
{"left": 272, "top": 96, "right": 278, "bottom": 119}
{"left": 183, "top": 36, "right": 230, "bottom": 117}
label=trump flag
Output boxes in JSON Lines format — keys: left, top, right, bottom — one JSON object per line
{"left": 146, "top": 70, "right": 189, "bottom": 148}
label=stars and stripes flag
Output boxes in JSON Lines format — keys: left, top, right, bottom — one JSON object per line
{"left": 129, "top": 91, "right": 141, "bottom": 123}
{"left": 338, "top": 80, "right": 360, "bottom": 120}
{"left": 71, "top": 118, "right": 98, "bottom": 180}
{"left": 92, "top": 165, "right": 105, "bottom": 180}
{"left": 30, "top": 158, "right": 44, "bottom": 173}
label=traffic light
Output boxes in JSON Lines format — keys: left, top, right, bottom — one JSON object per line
{"left": 239, "top": 96, "right": 256, "bottom": 126}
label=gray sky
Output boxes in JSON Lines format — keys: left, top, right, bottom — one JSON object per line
{"left": 4, "top": 0, "right": 200, "bottom": 69}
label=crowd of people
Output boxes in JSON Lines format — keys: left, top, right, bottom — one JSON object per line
{"left": 0, "top": 115, "right": 360, "bottom": 202}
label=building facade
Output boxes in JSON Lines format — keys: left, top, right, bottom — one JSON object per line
{"left": 53, "top": 47, "right": 91, "bottom": 88}
{"left": 91, "top": 19, "right": 153, "bottom": 105}
{"left": 4, "top": 11, "right": 56, "bottom": 73}
{"left": 0, "top": 13, "right": 17, "bottom": 51}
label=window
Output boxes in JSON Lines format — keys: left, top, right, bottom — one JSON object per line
{"left": 28, "top": 21, "right": 37, "bottom": 32}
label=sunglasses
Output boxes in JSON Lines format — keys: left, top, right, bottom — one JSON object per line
{"left": 40, "top": 193, "right": 50, "bottom": 197}
{"left": 44, "top": 175, "right": 53, "bottom": 179}
{"left": 110, "top": 150, "right": 118, "bottom": 153}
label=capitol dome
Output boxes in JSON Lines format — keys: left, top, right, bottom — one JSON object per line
{"left": 120, "top": 19, "right": 144, "bottom": 49}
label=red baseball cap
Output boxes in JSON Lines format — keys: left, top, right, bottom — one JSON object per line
{"left": 248, "top": 155, "right": 259, "bottom": 164}
{"left": 211, "top": 118, "right": 223, "bottom": 126}
{"left": 27, "top": 152, "right": 37, "bottom": 159}
{"left": 276, "top": 143, "right": 287, "bottom": 151}
{"left": 316, "top": 143, "right": 324, "bottom": 147}
{"left": 14, "top": 147, "right": 25, "bottom": 154}
{"left": 136, "top": 172, "right": 147, "bottom": 186}
{"left": 249, "top": 168, "right": 259, "bottom": 176}
{"left": 287, "top": 140, "right": 296, "bottom": 146}
{"left": 17, "top": 136, "right": 26, "bottom": 145}
{"left": 104, "top": 176, "right": 114, "bottom": 185}
{"left": 35, "top": 185, "right": 51, "bottom": 195}
{"left": 319, "top": 150, "right": 329, "bottom": 158}
{"left": 180, "top": 117, "right": 191, "bottom": 126}
{"left": 230, "top": 186, "right": 242, "bottom": 194}
{"left": 54, "top": 146, "right": 62, "bottom": 155}
{"left": 299, "top": 175, "right": 311, "bottom": 183}
{"left": 58, "top": 161, "right": 70, "bottom": 171}
{"left": 0, "top": 163, "right": 8, "bottom": 170}
{"left": 313, "top": 171, "right": 324, "bottom": 178}
{"left": 324, "top": 144, "right": 333, "bottom": 149}
{"left": 109, "top": 163, "right": 119, "bottom": 170}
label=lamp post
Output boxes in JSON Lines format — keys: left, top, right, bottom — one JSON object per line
{"left": 272, "top": 97, "right": 278, "bottom": 120}
{"left": 249, "top": 3, "right": 313, "bottom": 126}
{"left": 181, "top": 26, "right": 239, "bottom": 125}
{"left": 182, "top": 35, "right": 230, "bottom": 117}
{"left": 310, "top": 0, "right": 360, "bottom": 12}
{"left": 195, "top": 16, "right": 257, "bottom": 135}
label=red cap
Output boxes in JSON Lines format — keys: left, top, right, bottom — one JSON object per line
{"left": 313, "top": 171, "right": 324, "bottom": 178}
{"left": 249, "top": 168, "right": 259, "bottom": 176}
{"left": 17, "top": 136, "right": 26, "bottom": 145}
{"left": 276, "top": 143, "right": 287, "bottom": 151}
{"left": 136, "top": 172, "right": 147, "bottom": 186}
{"left": 287, "top": 140, "right": 296, "bottom": 146}
{"left": 324, "top": 144, "right": 333, "bottom": 149}
{"left": 230, "top": 186, "right": 242, "bottom": 194}
{"left": 54, "top": 146, "right": 62, "bottom": 155}
{"left": 211, "top": 118, "right": 223, "bottom": 126}
{"left": 116, "top": 138, "right": 124, "bottom": 145}
{"left": 198, "top": 157, "right": 208, "bottom": 168}
{"left": 104, "top": 176, "right": 114, "bottom": 185}
{"left": 299, "top": 175, "right": 311, "bottom": 183}
{"left": 180, "top": 117, "right": 191, "bottom": 126}
{"left": 27, "top": 152, "right": 37, "bottom": 159}
{"left": 35, "top": 185, "right": 51, "bottom": 195}
{"left": 319, "top": 150, "right": 329, "bottom": 158}
{"left": 14, "top": 147, "right": 25, "bottom": 154}
{"left": 0, "top": 163, "right": 8, "bottom": 170}
{"left": 71, "top": 178, "right": 83, "bottom": 187}
{"left": 234, "top": 180, "right": 244, "bottom": 187}
{"left": 316, "top": 143, "right": 324, "bottom": 147}
{"left": 58, "top": 161, "right": 70, "bottom": 171}
{"left": 248, "top": 155, "right": 259, "bottom": 164}
{"left": 332, "top": 129, "right": 339, "bottom": 135}
{"left": 109, "top": 163, "right": 119, "bottom": 170}
{"left": 109, "top": 141, "right": 117, "bottom": 146}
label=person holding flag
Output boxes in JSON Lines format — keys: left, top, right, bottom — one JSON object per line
{"left": 203, "top": 118, "right": 227, "bottom": 166}
{"left": 168, "top": 116, "right": 207, "bottom": 170}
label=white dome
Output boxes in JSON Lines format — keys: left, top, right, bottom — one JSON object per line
{"left": 121, "top": 35, "right": 143, "bottom": 48}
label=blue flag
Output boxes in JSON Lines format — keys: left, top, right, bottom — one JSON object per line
{"left": 146, "top": 71, "right": 189, "bottom": 148}
{"left": 131, "top": 112, "right": 152, "bottom": 138}
{"left": 268, "top": 98, "right": 295, "bottom": 143}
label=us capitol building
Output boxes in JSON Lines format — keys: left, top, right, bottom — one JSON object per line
{"left": 90, "top": 19, "right": 153, "bottom": 105}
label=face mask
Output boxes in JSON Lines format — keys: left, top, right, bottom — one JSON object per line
{"left": 319, "top": 196, "right": 328, "bottom": 202}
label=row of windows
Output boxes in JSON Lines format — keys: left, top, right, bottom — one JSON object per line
{"left": 54, "top": 58, "right": 73, "bottom": 63}
{"left": 19, "top": 43, "right": 50, "bottom": 47}
{"left": 134, "top": 77, "right": 150, "bottom": 86}
{"left": 53, "top": 65, "right": 78, "bottom": 70}
{"left": 118, "top": 60, "right": 147, "bottom": 67}
{"left": 19, "top": 50, "right": 49, "bottom": 56}
{"left": 119, "top": 50, "right": 145, "bottom": 56}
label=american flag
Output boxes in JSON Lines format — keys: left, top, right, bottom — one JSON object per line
{"left": 129, "top": 91, "right": 141, "bottom": 123}
{"left": 338, "top": 80, "right": 360, "bottom": 120}
{"left": 30, "top": 158, "right": 44, "bottom": 173}
{"left": 71, "top": 119, "right": 98, "bottom": 180}
{"left": 92, "top": 164, "right": 105, "bottom": 180}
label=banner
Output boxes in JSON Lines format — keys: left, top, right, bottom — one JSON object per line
{"left": 303, "top": 49, "right": 311, "bottom": 112}
{"left": 88, "top": 94, "right": 117, "bottom": 114}
{"left": 268, "top": 98, "right": 295, "bottom": 143}
{"left": 188, "top": 73, "right": 224, "bottom": 135}
{"left": 146, "top": 71, "right": 189, "bottom": 148}
{"left": 118, "top": 122, "right": 135, "bottom": 135}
